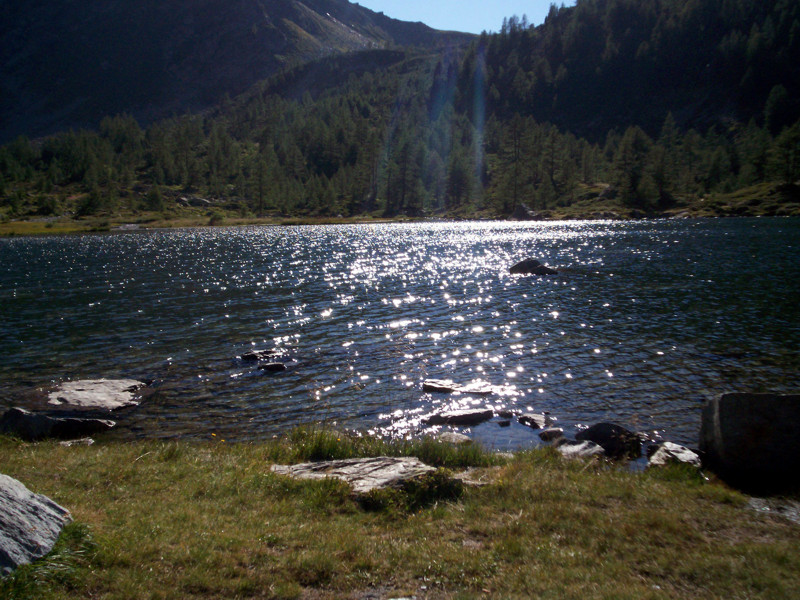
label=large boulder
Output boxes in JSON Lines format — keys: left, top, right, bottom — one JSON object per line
{"left": 47, "top": 379, "right": 145, "bottom": 410}
{"left": 575, "top": 422, "right": 641, "bottom": 460}
{"left": 699, "top": 393, "right": 800, "bottom": 491}
{"left": 509, "top": 258, "right": 558, "bottom": 276}
{"left": 270, "top": 457, "right": 435, "bottom": 495}
{"left": 0, "top": 407, "right": 115, "bottom": 441}
{"left": 0, "top": 473, "right": 72, "bottom": 576}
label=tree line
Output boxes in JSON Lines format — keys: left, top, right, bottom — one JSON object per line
{"left": 1, "top": 0, "right": 799, "bottom": 220}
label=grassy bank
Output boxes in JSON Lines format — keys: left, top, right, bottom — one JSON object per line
{"left": 1, "top": 430, "right": 799, "bottom": 599}
{"left": 2, "top": 181, "right": 799, "bottom": 237}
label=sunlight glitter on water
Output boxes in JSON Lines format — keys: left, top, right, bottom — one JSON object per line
{"left": 1, "top": 219, "right": 799, "bottom": 448}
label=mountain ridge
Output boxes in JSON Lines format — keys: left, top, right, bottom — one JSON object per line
{"left": 0, "top": 0, "right": 472, "bottom": 143}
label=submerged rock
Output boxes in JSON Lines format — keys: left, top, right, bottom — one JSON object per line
{"left": 0, "top": 407, "right": 115, "bottom": 441}
{"left": 425, "top": 408, "right": 494, "bottom": 426}
{"left": 422, "top": 380, "right": 494, "bottom": 395}
{"left": 270, "top": 456, "right": 435, "bottom": 495}
{"left": 699, "top": 392, "right": 800, "bottom": 492}
{"left": 259, "top": 362, "right": 288, "bottom": 372}
{"left": 509, "top": 258, "right": 558, "bottom": 275}
{"left": 47, "top": 379, "right": 145, "bottom": 410}
{"left": 576, "top": 422, "right": 641, "bottom": 460}
{"left": 0, "top": 473, "right": 72, "bottom": 576}
{"left": 241, "top": 349, "right": 278, "bottom": 362}
{"left": 647, "top": 442, "right": 701, "bottom": 468}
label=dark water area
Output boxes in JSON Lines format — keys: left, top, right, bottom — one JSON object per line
{"left": 1, "top": 218, "right": 798, "bottom": 450}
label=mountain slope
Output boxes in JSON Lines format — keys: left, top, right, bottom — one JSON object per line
{"left": 0, "top": 0, "right": 471, "bottom": 142}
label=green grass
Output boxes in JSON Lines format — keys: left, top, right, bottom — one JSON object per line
{"left": 1, "top": 431, "right": 799, "bottom": 599}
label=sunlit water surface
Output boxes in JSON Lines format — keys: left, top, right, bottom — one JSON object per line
{"left": 1, "top": 219, "right": 798, "bottom": 449}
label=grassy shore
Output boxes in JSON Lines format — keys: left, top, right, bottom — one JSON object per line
{"left": 2, "top": 182, "right": 799, "bottom": 237}
{"left": 1, "top": 429, "right": 799, "bottom": 600}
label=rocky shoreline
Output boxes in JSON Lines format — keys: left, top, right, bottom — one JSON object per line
{"left": 1, "top": 377, "right": 798, "bottom": 577}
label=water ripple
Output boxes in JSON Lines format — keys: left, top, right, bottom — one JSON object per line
{"left": 1, "top": 219, "right": 798, "bottom": 448}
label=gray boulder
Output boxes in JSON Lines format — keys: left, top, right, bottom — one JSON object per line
{"left": 576, "top": 422, "right": 641, "bottom": 460}
{"left": 700, "top": 393, "right": 800, "bottom": 491}
{"left": 438, "top": 432, "right": 472, "bottom": 444}
{"left": 0, "top": 407, "right": 115, "bottom": 442}
{"left": 509, "top": 258, "right": 558, "bottom": 275}
{"left": 425, "top": 408, "right": 494, "bottom": 426}
{"left": 0, "top": 473, "right": 72, "bottom": 576}
{"left": 270, "top": 456, "right": 435, "bottom": 495}
{"left": 555, "top": 439, "right": 606, "bottom": 460}
{"left": 48, "top": 379, "right": 145, "bottom": 410}
{"left": 647, "top": 442, "right": 701, "bottom": 469}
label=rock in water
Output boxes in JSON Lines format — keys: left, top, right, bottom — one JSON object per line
{"left": 0, "top": 473, "right": 72, "bottom": 576}
{"left": 48, "top": 379, "right": 145, "bottom": 410}
{"left": 509, "top": 258, "right": 558, "bottom": 275}
{"left": 259, "top": 362, "right": 287, "bottom": 372}
{"left": 539, "top": 427, "right": 565, "bottom": 442}
{"left": 422, "top": 379, "right": 459, "bottom": 393}
{"left": 270, "top": 457, "right": 435, "bottom": 495}
{"left": 700, "top": 392, "right": 800, "bottom": 492}
{"left": 241, "top": 349, "right": 278, "bottom": 362}
{"left": 647, "top": 442, "right": 701, "bottom": 468}
{"left": 576, "top": 422, "right": 641, "bottom": 460}
{"left": 519, "top": 413, "right": 550, "bottom": 430}
{"left": 0, "top": 407, "right": 115, "bottom": 441}
{"left": 422, "top": 379, "right": 495, "bottom": 395}
{"left": 425, "top": 408, "right": 494, "bottom": 426}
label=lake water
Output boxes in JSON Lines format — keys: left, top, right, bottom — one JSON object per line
{"left": 1, "top": 218, "right": 798, "bottom": 449}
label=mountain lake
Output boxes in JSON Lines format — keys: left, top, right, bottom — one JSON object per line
{"left": 1, "top": 218, "right": 798, "bottom": 450}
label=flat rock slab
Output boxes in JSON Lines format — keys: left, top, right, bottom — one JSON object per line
{"left": 0, "top": 473, "right": 72, "bottom": 576}
{"left": 270, "top": 457, "right": 435, "bottom": 495}
{"left": 48, "top": 379, "right": 145, "bottom": 410}
{"left": 0, "top": 407, "right": 115, "bottom": 441}
{"left": 425, "top": 408, "right": 494, "bottom": 426}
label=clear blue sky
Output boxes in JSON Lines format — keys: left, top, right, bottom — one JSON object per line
{"left": 355, "top": 1, "right": 575, "bottom": 34}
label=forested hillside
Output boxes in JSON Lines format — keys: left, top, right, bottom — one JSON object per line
{"left": 2, "top": 0, "right": 799, "bottom": 227}
{"left": 0, "top": 0, "right": 470, "bottom": 142}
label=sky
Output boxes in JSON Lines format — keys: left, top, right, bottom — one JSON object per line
{"left": 354, "top": 1, "right": 576, "bottom": 34}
